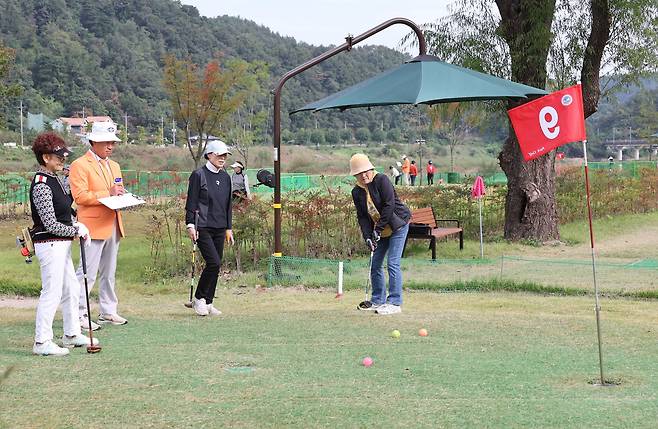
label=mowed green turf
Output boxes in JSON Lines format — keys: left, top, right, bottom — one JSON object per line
{"left": 2, "top": 290, "right": 658, "bottom": 428}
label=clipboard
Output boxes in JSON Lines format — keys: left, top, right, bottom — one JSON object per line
{"left": 98, "top": 193, "right": 146, "bottom": 210}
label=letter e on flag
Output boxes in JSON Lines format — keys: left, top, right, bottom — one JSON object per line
{"left": 507, "top": 84, "right": 587, "bottom": 162}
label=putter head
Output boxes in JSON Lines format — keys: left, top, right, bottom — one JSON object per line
{"left": 86, "top": 345, "right": 102, "bottom": 354}
{"left": 357, "top": 300, "right": 373, "bottom": 310}
{"left": 184, "top": 301, "right": 193, "bottom": 308}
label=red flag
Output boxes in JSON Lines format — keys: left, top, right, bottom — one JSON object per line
{"left": 507, "top": 84, "right": 587, "bottom": 161}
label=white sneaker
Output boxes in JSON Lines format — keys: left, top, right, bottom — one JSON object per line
{"left": 375, "top": 303, "right": 402, "bottom": 315}
{"left": 193, "top": 298, "right": 209, "bottom": 316}
{"left": 80, "top": 315, "right": 101, "bottom": 332}
{"left": 62, "top": 334, "right": 100, "bottom": 348}
{"left": 207, "top": 304, "right": 222, "bottom": 316}
{"left": 33, "top": 340, "right": 70, "bottom": 356}
{"left": 98, "top": 313, "right": 128, "bottom": 325}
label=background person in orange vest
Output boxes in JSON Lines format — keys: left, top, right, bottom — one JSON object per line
{"left": 401, "top": 155, "right": 410, "bottom": 185}
{"left": 69, "top": 121, "right": 127, "bottom": 331}
{"left": 409, "top": 160, "right": 418, "bottom": 186}
{"left": 426, "top": 160, "right": 436, "bottom": 185}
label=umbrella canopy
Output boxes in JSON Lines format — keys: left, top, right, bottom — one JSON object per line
{"left": 292, "top": 55, "right": 547, "bottom": 113}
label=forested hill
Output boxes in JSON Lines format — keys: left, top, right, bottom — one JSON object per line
{"left": 0, "top": 0, "right": 409, "bottom": 133}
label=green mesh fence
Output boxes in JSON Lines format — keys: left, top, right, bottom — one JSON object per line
{"left": 266, "top": 255, "right": 658, "bottom": 296}
{"left": 267, "top": 256, "right": 373, "bottom": 292}
{"left": 2, "top": 159, "right": 656, "bottom": 205}
{"left": 587, "top": 161, "right": 658, "bottom": 177}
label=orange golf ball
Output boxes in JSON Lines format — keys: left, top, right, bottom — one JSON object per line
{"left": 418, "top": 328, "right": 428, "bottom": 337}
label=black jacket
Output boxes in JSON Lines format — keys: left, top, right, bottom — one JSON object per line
{"left": 185, "top": 166, "right": 232, "bottom": 229}
{"left": 351, "top": 173, "right": 411, "bottom": 240}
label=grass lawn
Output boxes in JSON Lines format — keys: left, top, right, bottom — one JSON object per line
{"left": 2, "top": 290, "right": 658, "bottom": 428}
{"left": 1, "top": 210, "right": 657, "bottom": 427}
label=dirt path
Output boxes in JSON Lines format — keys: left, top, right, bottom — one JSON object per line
{"left": 531, "top": 220, "right": 658, "bottom": 261}
{"left": 0, "top": 296, "right": 38, "bottom": 309}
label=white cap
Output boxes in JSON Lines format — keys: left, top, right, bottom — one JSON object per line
{"left": 204, "top": 140, "right": 231, "bottom": 156}
{"left": 87, "top": 121, "right": 121, "bottom": 143}
{"left": 230, "top": 161, "right": 244, "bottom": 169}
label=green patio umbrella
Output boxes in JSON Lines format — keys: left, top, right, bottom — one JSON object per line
{"left": 292, "top": 54, "right": 547, "bottom": 113}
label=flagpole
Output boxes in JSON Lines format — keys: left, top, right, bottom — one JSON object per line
{"left": 582, "top": 139, "right": 605, "bottom": 385}
{"left": 478, "top": 198, "right": 484, "bottom": 258}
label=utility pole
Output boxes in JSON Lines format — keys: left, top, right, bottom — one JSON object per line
{"left": 416, "top": 138, "right": 425, "bottom": 185}
{"left": 124, "top": 114, "right": 128, "bottom": 143}
{"left": 19, "top": 100, "right": 24, "bottom": 147}
{"left": 161, "top": 116, "right": 165, "bottom": 145}
{"left": 172, "top": 119, "right": 176, "bottom": 147}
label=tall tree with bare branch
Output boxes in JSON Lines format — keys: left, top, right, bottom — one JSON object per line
{"left": 420, "top": 0, "right": 657, "bottom": 241}
{"left": 163, "top": 55, "right": 263, "bottom": 167}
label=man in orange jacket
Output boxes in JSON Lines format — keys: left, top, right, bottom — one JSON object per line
{"left": 401, "top": 155, "right": 411, "bottom": 185}
{"left": 69, "top": 122, "right": 127, "bottom": 331}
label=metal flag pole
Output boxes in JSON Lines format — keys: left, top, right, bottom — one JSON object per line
{"left": 478, "top": 198, "right": 484, "bottom": 258}
{"left": 582, "top": 139, "right": 605, "bottom": 385}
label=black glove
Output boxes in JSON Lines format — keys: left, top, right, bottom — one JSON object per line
{"left": 365, "top": 231, "right": 380, "bottom": 251}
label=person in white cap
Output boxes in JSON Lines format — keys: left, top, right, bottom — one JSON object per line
{"left": 185, "top": 140, "right": 235, "bottom": 316}
{"left": 349, "top": 154, "right": 411, "bottom": 315}
{"left": 230, "top": 160, "right": 251, "bottom": 201}
{"left": 69, "top": 121, "right": 127, "bottom": 330}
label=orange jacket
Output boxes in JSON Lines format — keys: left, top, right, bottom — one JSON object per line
{"left": 401, "top": 159, "right": 411, "bottom": 174}
{"left": 69, "top": 151, "right": 125, "bottom": 240}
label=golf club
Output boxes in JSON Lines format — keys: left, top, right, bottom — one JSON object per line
{"left": 357, "top": 250, "right": 374, "bottom": 310}
{"left": 79, "top": 237, "right": 102, "bottom": 354}
{"left": 184, "top": 210, "right": 199, "bottom": 308}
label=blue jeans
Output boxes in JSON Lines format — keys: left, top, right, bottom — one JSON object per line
{"left": 370, "top": 223, "right": 409, "bottom": 306}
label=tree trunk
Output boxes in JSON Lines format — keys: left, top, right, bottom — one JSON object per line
{"left": 581, "top": 0, "right": 611, "bottom": 119}
{"left": 496, "top": 0, "right": 559, "bottom": 241}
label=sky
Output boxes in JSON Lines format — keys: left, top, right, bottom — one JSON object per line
{"left": 181, "top": 0, "right": 453, "bottom": 51}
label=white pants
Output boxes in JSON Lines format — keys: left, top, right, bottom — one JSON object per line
{"left": 35, "top": 240, "right": 81, "bottom": 343}
{"left": 77, "top": 224, "right": 121, "bottom": 318}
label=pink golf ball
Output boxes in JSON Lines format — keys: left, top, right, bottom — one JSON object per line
{"left": 362, "top": 357, "right": 373, "bottom": 367}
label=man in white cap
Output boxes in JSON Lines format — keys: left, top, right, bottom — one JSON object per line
{"left": 230, "top": 160, "right": 251, "bottom": 201}
{"left": 69, "top": 121, "right": 127, "bottom": 330}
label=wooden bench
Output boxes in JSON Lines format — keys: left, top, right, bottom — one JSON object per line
{"left": 403, "top": 207, "right": 463, "bottom": 260}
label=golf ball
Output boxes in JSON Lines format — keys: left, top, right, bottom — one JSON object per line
{"left": 418, "top": 328, "right": 429, "bottom": 337}
{"left": 391, "top": 329, "right": 401, "bottom": 338}
{"left": 362, "top": 357, "right": 373, "bottom": 367}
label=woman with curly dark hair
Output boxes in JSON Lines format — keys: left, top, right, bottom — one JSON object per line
{"left": 30, "top": 132, "right": 99, "bottom": 356}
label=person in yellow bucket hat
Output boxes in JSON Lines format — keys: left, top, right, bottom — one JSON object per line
{"left": 349, "top": 154, "right": 411, "bottom": 315}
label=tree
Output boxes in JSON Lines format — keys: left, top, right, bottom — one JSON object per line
{"left": 421, "top": 0, "right": 658, "bottom": 241}
{"left": 325, "top": 129, "right": 340, "bottom": 145}
{"left": 429, "top": 102, "right": 480, "bottom": 172}
{"left": 386, "top": 128, "right": 402, "bottom": 142}
{"left": 339, "top": 129, "right": 353, "bottom": 145}
{"left": 226, "top": 63, "right": 269, "bottom": 167}
{"left": 371, "top": 128, "right": 386, "bottom": 143}
{"left": 309, "top": 129, "right": 325, "bottom": 146}
{"left": 163, "top": 55, "right": 262, "bottom": 167}
{"left": 0, "top": 41, "right": 22, "bottom": 126}
{"left": 355, "top": 127, "right": 371, "bottom": 143}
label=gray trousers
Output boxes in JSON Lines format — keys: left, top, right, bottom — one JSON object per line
{"left": 77, "top": 224, "right": 121, "bottom": 318}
